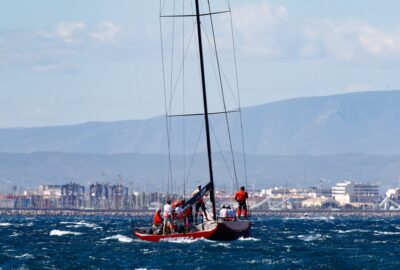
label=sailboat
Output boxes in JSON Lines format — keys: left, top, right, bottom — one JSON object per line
{"left": 133, "top": 0, "right": 251, "bottom": 242}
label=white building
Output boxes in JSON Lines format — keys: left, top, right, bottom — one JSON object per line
{"left": 260, "top": 187, "right": 317, "bottom": 199}
{"left": 37, "top": 185, "right": 62, "bottom": 199}
{"left": 332, "top": 181, "right": 379, "bottom": 205}
{"left": 386, "top": 188, "right": 400, "bottom": 200}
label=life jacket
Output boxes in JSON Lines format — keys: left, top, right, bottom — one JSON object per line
{"left": 153, "top": 211, "right": 163, "bottom": 225}
{"left": 235, "top": 190, "right": 248, "bottom": 202}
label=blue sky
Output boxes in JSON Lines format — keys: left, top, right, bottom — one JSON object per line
{"left": 1, "top": 0, "right": 400, "bottom": 128}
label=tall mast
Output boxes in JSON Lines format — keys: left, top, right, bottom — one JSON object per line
{"left": 194, "top": 0, "right": 216, "bottom": 220}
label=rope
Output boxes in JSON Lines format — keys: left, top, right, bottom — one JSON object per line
{"left": 228, "top": 0, "right": 249, "bottom": 189}
{"left": 159, "top": 0, "right": 174, "bottom": 196}
{"left": 206, "top": 0, "right": 240, "bottom": 190}
{"left": 182, "top": 0, "right": 186, "bottom": 198}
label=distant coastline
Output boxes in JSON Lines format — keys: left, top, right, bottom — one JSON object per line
{"left": 2, "top": 208, "right": 400, "bottom": 218}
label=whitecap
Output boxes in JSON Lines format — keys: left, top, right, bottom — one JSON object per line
{"left": 101, "top": 234, "right": 133, "bottom": 243}
{"left": 67, "top": 221, "right": 102, "bottom": 230}
{"left": 140, "top": 248, "right": 158, "bottom": 254}
{"left": 237, "top": 236, "right": 260, "bottom": 241}
{"left": 305, "top": 216, "right": 335, "bottom": 221}
{"left": 10, "top": 232, "right": 21, "bottom": 237}
{"left": 283, "top": 216, "right": 335, "bottom": 221}
{"left": 49, "top": 229, "right": 83, "bottom": 236}
{"left": 335, "top": 229, "right": 370, "bottom": 234}
{"left": 160, "top": 237, "right": 213, "bottom": 244}
{"left": 298, "top": 233, "right": 325, "bottom": 242}
{"left": 212, "top": 242, "right": 231, "bottom": 248}
{"left": 373, "top": 231, "right": 400, "bottom": 236}
{"left": 15, "top": 253, "right": 34, "bottom": 259}
{"left": 0, "top": 222, "right": 12, "bottom": 227}
{"left": 62, "top": 221, "right": 102, "bottom": 230}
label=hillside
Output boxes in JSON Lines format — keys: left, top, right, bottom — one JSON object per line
{"left": 0, "top": 90, "right": 399, "bottom": 155}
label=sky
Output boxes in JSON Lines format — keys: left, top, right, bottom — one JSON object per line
{"left": 1, "top": 0, "right": 400, "bottom": 128}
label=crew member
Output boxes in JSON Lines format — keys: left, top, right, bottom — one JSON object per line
{"left": 163, "top": 199, "right": 174, "bottom": 235}
{"left": 192, "top": 185, "right": 209, "bottom": 223}
{"left": 175, "top": 202, "right": 185, "bottom": 233}
{"left": 152, "top": 208, "right": 163, "bottom": 234}
{"left": 235, "top": 186, "right": 249, "bottom": 218}
{"left": 153, "top": 208, "right": 163, "bottom": 226}
{"left": 220, "top": 204, "right": 235, "bottom": 221}
{"left": 184, "top": 203, "right": 193, "bottom": 232}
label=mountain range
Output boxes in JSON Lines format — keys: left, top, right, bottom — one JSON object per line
{"left": 1, "top": 90, "right": 400, "bottom": 156}
{"left": 1, "top": 90, "right": 400, "bottom": 191}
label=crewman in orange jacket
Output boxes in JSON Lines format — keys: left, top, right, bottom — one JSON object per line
{"left": 235, "top": 186, "right": 249, "bottom": 218}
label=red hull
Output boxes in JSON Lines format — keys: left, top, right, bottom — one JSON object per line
{"left": 133, "top": 226, "right": 217, "bottom": 242}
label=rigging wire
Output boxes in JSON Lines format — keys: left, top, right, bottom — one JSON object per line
{"left": 169, "top": 0, "right": 177, "bottom": 195}
{"left": 166, "top": 23, "right": 196, "bottom": 114}
{"left": 210, "top": 125, "right": 238, "bottom": 189}
{"left": 227, "top": 0, "right": 249, "bottom": 188}
{"left": 206, "top": 0, "right": 240, "bottom": 190}
{"left": 159, "top": 0, "right": 174, "bottom": 197}
{"left": 182, "top": 0, "right": 186, "bottom": 198}
{"left": 184, "top": 123, "right": 205, "bottom": 187}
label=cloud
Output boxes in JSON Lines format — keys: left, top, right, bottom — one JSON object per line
{"left": 231, "top": 2, "right": 400, "bottom": 64}
{"left": 55, "top": 22, "right": 86, "bottom": 43}
{"left": 91, "top": 22, "right": 121, "bottom": 42}
{"left": 232, "top": 2, "right": 290, "bottom": 58}
{"left": 301, "top": 20, "right": 400, "bottom": 63}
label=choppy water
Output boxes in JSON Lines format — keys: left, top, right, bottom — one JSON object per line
{"left": 1, "top": 216, "right": 400, "bottom": 269}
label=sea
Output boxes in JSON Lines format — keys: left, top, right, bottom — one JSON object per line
{"left": 1, "top": 215, "right": 400, "bottom": 269}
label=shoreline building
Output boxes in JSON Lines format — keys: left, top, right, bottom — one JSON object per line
{"left": 37, "top": 185, "right": 62, "bottom": 208}
{"left": 332, "top": 181, "right": 379, "bottom": 206}
{"left": 89, "top": 183, "right": 111, "bottom": 209}
{"left": 61, "top": 182, "right": 85, "bottom": 208}
{"left": 89, "top": 183, "right": 129, "bottom": 210}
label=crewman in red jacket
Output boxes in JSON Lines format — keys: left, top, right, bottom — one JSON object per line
{"left": 235, "top": 186, "right": 249, "bottom": 218}
{"left": 153, "top": 209, "right": 163, "bottom": 226}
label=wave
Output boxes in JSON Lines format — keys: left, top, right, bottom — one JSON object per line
{"left": 50, "top": 229, "right": 83, "bottom": 236}
{"left": 238, "top": 236, "right": 260, "bottom": 241}
{"left": 61, "top": 221, "right": 101, "bottom": 229}
{"left": 283, "top": 216, "right": 335, "bottom": 221}
{"left": 10, "top": 232, "right": 21, "bottom": 237}
{"left": 298, "top": 233, "right": 325, "bottom": 242}
{"left": 159, "top": 237, "right": 214, "bottom": 244}
{"left": 373, "top": 231, "right": 400, "bottom": 236}
{"left": 0, "top": 222, "right": 13, "bottom": 227}
{"left": 335, "top": 229, "right": 370, "bottom": 234}
{"left": 101, "top": 234, "right": 133, "bottom": 243}
{"left": 15, "top": 253, "right": 34, "bottom": 259}
{"left": 371, "top": 240, "right": 387, "bottom": 243}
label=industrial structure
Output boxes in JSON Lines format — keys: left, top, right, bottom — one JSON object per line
{"left": 2, "top": 179, "right": 400, "bottom": 212}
